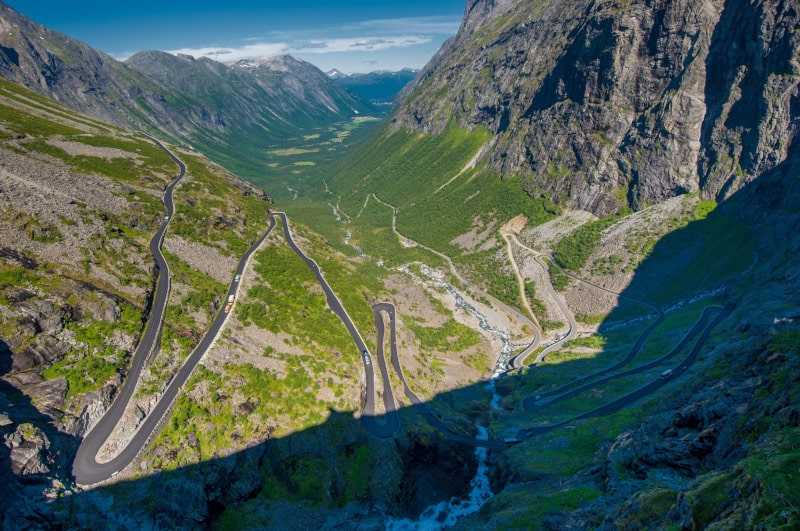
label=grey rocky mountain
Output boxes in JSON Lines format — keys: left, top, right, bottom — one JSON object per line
{"left": 0, "top": 2, "right": 373, "bottom": 155}
{"left": 395, "top": 0, "right": 800, "bottom": 215}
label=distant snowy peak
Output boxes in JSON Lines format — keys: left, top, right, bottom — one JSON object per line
{"left": 229, "top": 54, "right": 305, "bottom": 72}
{"left": 327, "top": 68, "right": 420, "bottom": 79}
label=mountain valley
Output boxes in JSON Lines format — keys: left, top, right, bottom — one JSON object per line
{"left": 1, "top": 0, "right": 799, "bottom": 529}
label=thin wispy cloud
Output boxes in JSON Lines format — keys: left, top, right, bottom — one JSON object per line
{"left": 340, "top": 15, "right": 462, "bottom": 33}
{"left": 167, "top": 35, "right": 432, "bottom": 62}
{"left": 166, "top": 42, "right": 287, "bottom": 60}
{"left": 163, "top": 15, "right": 458, "bottom": 63}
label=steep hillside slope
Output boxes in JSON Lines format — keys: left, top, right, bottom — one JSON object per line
{"left": 462, "top": 138, "right": 800, "bottom": 530}
{"left": 394, "top": 0, "right": 800, "bottom": 215}
{"left": 0, "top": 2, "right": 374, "bottom": 181}
{"left": 0, "top": 78, "right": 511, "bottom": 528}
{"left": 0, "top": 77, "right": 277, "bottom": 523}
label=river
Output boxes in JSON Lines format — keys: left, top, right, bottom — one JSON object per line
{"left": 418, "top": 265, "right": 512, "bottom": 410}
{"left": 342, "top": 234, "right": 509, "bottom": 528}
{"left": 385, "top": 427, "right": 493, "bottom": 530}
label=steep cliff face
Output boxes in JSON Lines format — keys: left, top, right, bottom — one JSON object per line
{"left": 395, "top": 0, "right": 800, "bottom": 215}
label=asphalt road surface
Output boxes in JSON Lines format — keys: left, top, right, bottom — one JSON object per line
{"left": 73, "top": 140, "right": 274, "bottom": 485}
{"left": 373, "top": 303, "right": 507, "bottom": 449}
{"left": 517, "top": 305, "right": 730, "bottom": 439}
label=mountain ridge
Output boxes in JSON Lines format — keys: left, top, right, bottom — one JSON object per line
{"left": 393, "top": 0, "right": 800, "bottom": 215}
{"left": 0, "top": 1, "right": 375, "bottom": 179}
{"left": 327, "top": 67, "right": 420, "bottom": 107}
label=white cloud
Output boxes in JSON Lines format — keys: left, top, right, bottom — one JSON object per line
{"left": 299, "top": 35, "right": 432, "bottom": 53}
{"left": 166, "top": 35, "right": 434, "bottom": 62}
{"left": 165, "top": 42, "right": 287, "bottom": 61}
{"left": 341, "top": 15, "right": 461, "bottom": 34}
{"left": 161, "top": 15, "right": 457, "bottom": 63}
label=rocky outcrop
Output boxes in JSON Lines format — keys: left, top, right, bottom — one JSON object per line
{"left": 395, "top": 0, "right": 800, "bottom": 215}
{"left": 1, "top": 286, "right": 126, "bottom": 436}
{"left": 65, "top": 382, "right": 117, "bottom": 437}
{"left": 4, "top": 423, "right": 54, "bottom": 475}
{"left": 605, "top": 375, "right": 760, "bottom": 479}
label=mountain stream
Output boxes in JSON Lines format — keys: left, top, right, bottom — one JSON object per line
{"left": 385, "top": 265, "right": 513, "bottom": 529}
{"left": 342, "top": 228, "right": 510, "bottom": 528}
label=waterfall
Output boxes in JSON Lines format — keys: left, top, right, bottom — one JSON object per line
{"left": 385, "top": 427, "right": 493, "bottom": 530}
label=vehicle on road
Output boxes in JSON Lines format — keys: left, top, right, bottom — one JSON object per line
{"left": 224, "top": 294, "right": 235, "bottom": 314}
{"left": 234, "top": 274, "right": 240, "bottom": 282}
{"left": 660, "top": 369, "right": 673, "bottom": 379}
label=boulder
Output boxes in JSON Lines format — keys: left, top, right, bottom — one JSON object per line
{"left": 11, "top": 334, "right": 69, "bottom": 371}
{"left": 4, "top": 423, "right": 52, "bottom": 475}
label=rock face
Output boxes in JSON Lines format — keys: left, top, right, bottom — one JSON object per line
{"left": 395, "top": 0, "right": 800, "bottom": 215}
{"left": 0, "top": 2, "right": 373, "bottom": 169}
{"left": 605, "top": 376, "right": 760, "bottom": 480}
{"left": 5, "top": 423, "right": 53, "bottom": 475}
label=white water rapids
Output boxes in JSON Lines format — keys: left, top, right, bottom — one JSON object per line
{"left": 342, "top": 229, "right": 511, "bottom": 528}
{"left": 385, "top": 427, "right": 493, "bottom": 531}
{"left": 383, "top": 266, "right": 514, "bottom": 529}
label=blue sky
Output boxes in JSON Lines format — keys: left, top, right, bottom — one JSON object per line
{"left": 6, "top": 1, "right": 465, "bottom": 73}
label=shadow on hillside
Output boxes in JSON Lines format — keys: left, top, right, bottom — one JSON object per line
{"left": 2, "top": 160, "right": 796, "bottom": 529}
{"left": 0, "top": 338, "right": 82, "bottom": 525}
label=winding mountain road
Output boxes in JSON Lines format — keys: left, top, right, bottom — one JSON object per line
{"left": 373, "top": 303, "right": 507, "bottom": 448}
{"left": 522, "top": 304, "right": 723, "bottom": 410}
{"left": 368, "top": 194, "right": 540, "bottom": 361}
{"left": 73, "top": 139, "right": 274, "bottom": 485}
{"left": 270, "top": 210, "right": 501, "bottom": 444}
{"left": 73, "top": 136, "right": 183, "bottom": 485}
{"left": 282, "top": 208, "right": 734, "bottom": 450}
{"left": 501, "top": 231, "right": 577, "bottom": 368}
{"left": 500, "top": 232, "right": 543, "bottom": 360}
{"left": 73, "top": 143, "right": 731, "bottom": 483}
{"left": 517, "top": 304, "right": 730, "bottom": 439}
{"left": 266, "top": 212, "right": 399, "bottom": 438}
{"left": 508, "top": 235, "right": 663, "bottom": 370}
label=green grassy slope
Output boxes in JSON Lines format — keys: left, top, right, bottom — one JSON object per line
{"left": 0, "top": 76, "right": 268, "bottom": 406}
